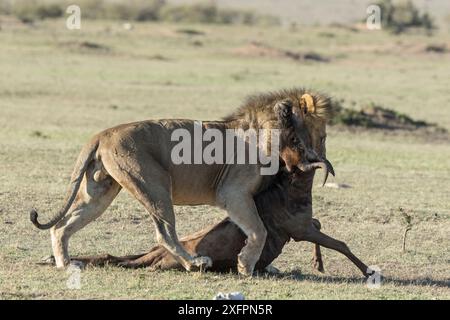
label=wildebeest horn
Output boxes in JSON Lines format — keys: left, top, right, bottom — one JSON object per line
{"left": 297, "top": 159, "right": 335, "bottom": 187}
{"left": 324, "top": 158, "right": 335, "bottom": 177}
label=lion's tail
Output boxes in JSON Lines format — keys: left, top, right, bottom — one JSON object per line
{"left": 30, "top": 139, "right": 99, "bottom": 230}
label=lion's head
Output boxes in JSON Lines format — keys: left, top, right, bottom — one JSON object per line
{"left": 224, "top": 88, "right": 335, "bottom": 184}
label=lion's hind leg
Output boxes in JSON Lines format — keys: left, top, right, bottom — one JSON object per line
{"left": 50, "top": 161, "right": 121, "bottom": 268}
{"left": 101, "top": 152, "right": 211, "bottom": 272}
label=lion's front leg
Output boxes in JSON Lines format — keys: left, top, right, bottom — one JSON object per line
{"left": 217, "top": 189, "right": 267, "bottom": 277}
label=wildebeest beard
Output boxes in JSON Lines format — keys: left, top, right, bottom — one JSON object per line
{"left": 64, "top": 168, "right": 370, "bottom": 277}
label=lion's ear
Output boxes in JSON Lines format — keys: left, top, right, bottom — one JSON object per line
{"left": 300, "top": 93, "right": 316, "bottom": 114}
{"left": 274, "top": 99, "right": 294, "bottom": 128}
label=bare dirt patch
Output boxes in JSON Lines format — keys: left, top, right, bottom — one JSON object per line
{"left": 176, "top": 28, "right": 206, "bottom": 36}
{"left": 58, "top": 40, "right": 112, "bottom": 54}
{"left": 338, "top": 41, "right": 450, "bottom": 56}
{"left": 232, "top": 41, "right": 329, "bottom": 62}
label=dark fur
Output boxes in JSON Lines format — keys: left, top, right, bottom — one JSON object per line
{"left": 224, "top": 88, "right": 334, "bottom": 124}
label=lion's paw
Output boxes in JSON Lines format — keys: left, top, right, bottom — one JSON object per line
{"left": 237, "top": 261, "right": 254, "bottom": 277}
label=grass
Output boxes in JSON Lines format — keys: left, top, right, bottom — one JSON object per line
{"left": 0, "top": 17, "right": 449, "bottom": 300}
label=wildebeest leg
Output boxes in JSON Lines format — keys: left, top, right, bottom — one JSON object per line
{"left": 117, "top": 245, "right": 182, "bottom": 270}
{"left": 311, "top": 218, "right": 324, "bottom": 273}
{"left": 102, "top": 152, "right": 211, "bottom": 272}
{"left": 50, "top": 161, "right": 121, "bottom": 268}
{"left": 70, "top": 253, "right": 146, "bottom": 267}
{"left": 302, "top": 226, "right": 370, "bottom": 277}
{"left": 116, "top": 218, "right": 245, "bottom": 271}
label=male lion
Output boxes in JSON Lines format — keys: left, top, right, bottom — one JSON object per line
{"left": 30, "top": 88, "right": 334, "bottom": 276}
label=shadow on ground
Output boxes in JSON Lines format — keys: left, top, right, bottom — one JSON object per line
{"left": 278, "top": 269, "right": 450, "bottom": 289}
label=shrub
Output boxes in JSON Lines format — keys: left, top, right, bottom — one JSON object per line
{"left": 158, "top": 4, "right": 219, "bottom": 24}
{"left": 2, "top": 0, "right": 277, "bottom": 25}
{"left": 158, "top": 3, "right": 278, "bottom": 26}
{"left": 8, "top": 0, "right": 63, "bottom": 22}
{"left": 330, "top": 100, "right": 446, "bottom": 133}
{"left": 375, "top": 0, "right": 436, "bottom": 34}
{"left": 0, "top": 1, "right": 12, "bottom": 15}
{"left": 74, "top": 0, "right": 165, "bottom": 20}
{"left": 103, "top": 0, "right": 165, "bottom": 21}
{"left": 35, "top": 3, "right": 62, "bottom": 19}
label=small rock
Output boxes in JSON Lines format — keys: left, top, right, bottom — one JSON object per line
{"left": 69, "top": 260, "right": 85, "bottom": 269}
{"left": 213, "top": 292, "right": 245, "bottom": 300}
{"left": 324, "top": 182, "right": 351, "bottom": 189}
{"left": 123, "top": 23, "right": 133, "bottom": 31}
{"left": 41, "top": 255, "right": 55, "bottom": 265}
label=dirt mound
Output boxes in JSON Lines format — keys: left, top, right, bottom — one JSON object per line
{"left": 331, "top": 102, "right": 448, "bottom": 138}
{"left": 176, "top": 28, "right": 206, "bottom": 36}
{"left": 424, "top": 44, "right": 448, "bottom": 54}
{"left": 232, "top": 41, "right": 329, "bottom": 62}
{"left": 58, "top": 41, "right": 111, "bottom": 54}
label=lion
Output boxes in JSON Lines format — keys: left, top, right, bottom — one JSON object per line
{"left": 30, "top": 88, "right": 334, "bottom": 276}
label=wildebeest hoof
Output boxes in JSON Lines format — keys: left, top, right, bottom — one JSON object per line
{"left": 189, "top": 256, "right": 212, "bottom": 271}
{"left": 117, "top": 261, "right": 138, "bottom": 269}
{"left": 313, "top": 259, "right": 325, "bottom": 273}
{"left": 38, "top": 255, "right": 56, "bottom": 265}
{"left": 264, "top": 264, "right": 280, "bottom": 275}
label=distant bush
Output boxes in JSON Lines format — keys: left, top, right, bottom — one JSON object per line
{"left": 158, "top": 4, "right": 219, "bottom": 24}
{"left": 4, "top": 0, "right": 63, "bottom": 22}
{"left": 62, "top": 0, "right": 165, "bottom": 21}
{"left": 158, "top": 3, "right": 278, "bottom": 26}
{"left": 425, "top": 44, "right": 448, "bottom": 54}
{"left": 0, "top": 1, "right": 11, "bottom": 15}
{"left": 330, "top": 101, "right": 447, "bottom": 135}
{"left": 375, "top": 0, "right": 435, "bottom": 34}
{"left": 0, "top": 0, "right": 278, "bottom": 26}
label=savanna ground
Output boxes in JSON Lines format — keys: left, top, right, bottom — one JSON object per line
{"left": 0, "top": 9, "right": 449, "bottom": 299}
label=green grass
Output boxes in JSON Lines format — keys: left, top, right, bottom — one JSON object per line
{"left": 0, "top": 18, "right": 449, "bottom": 300}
